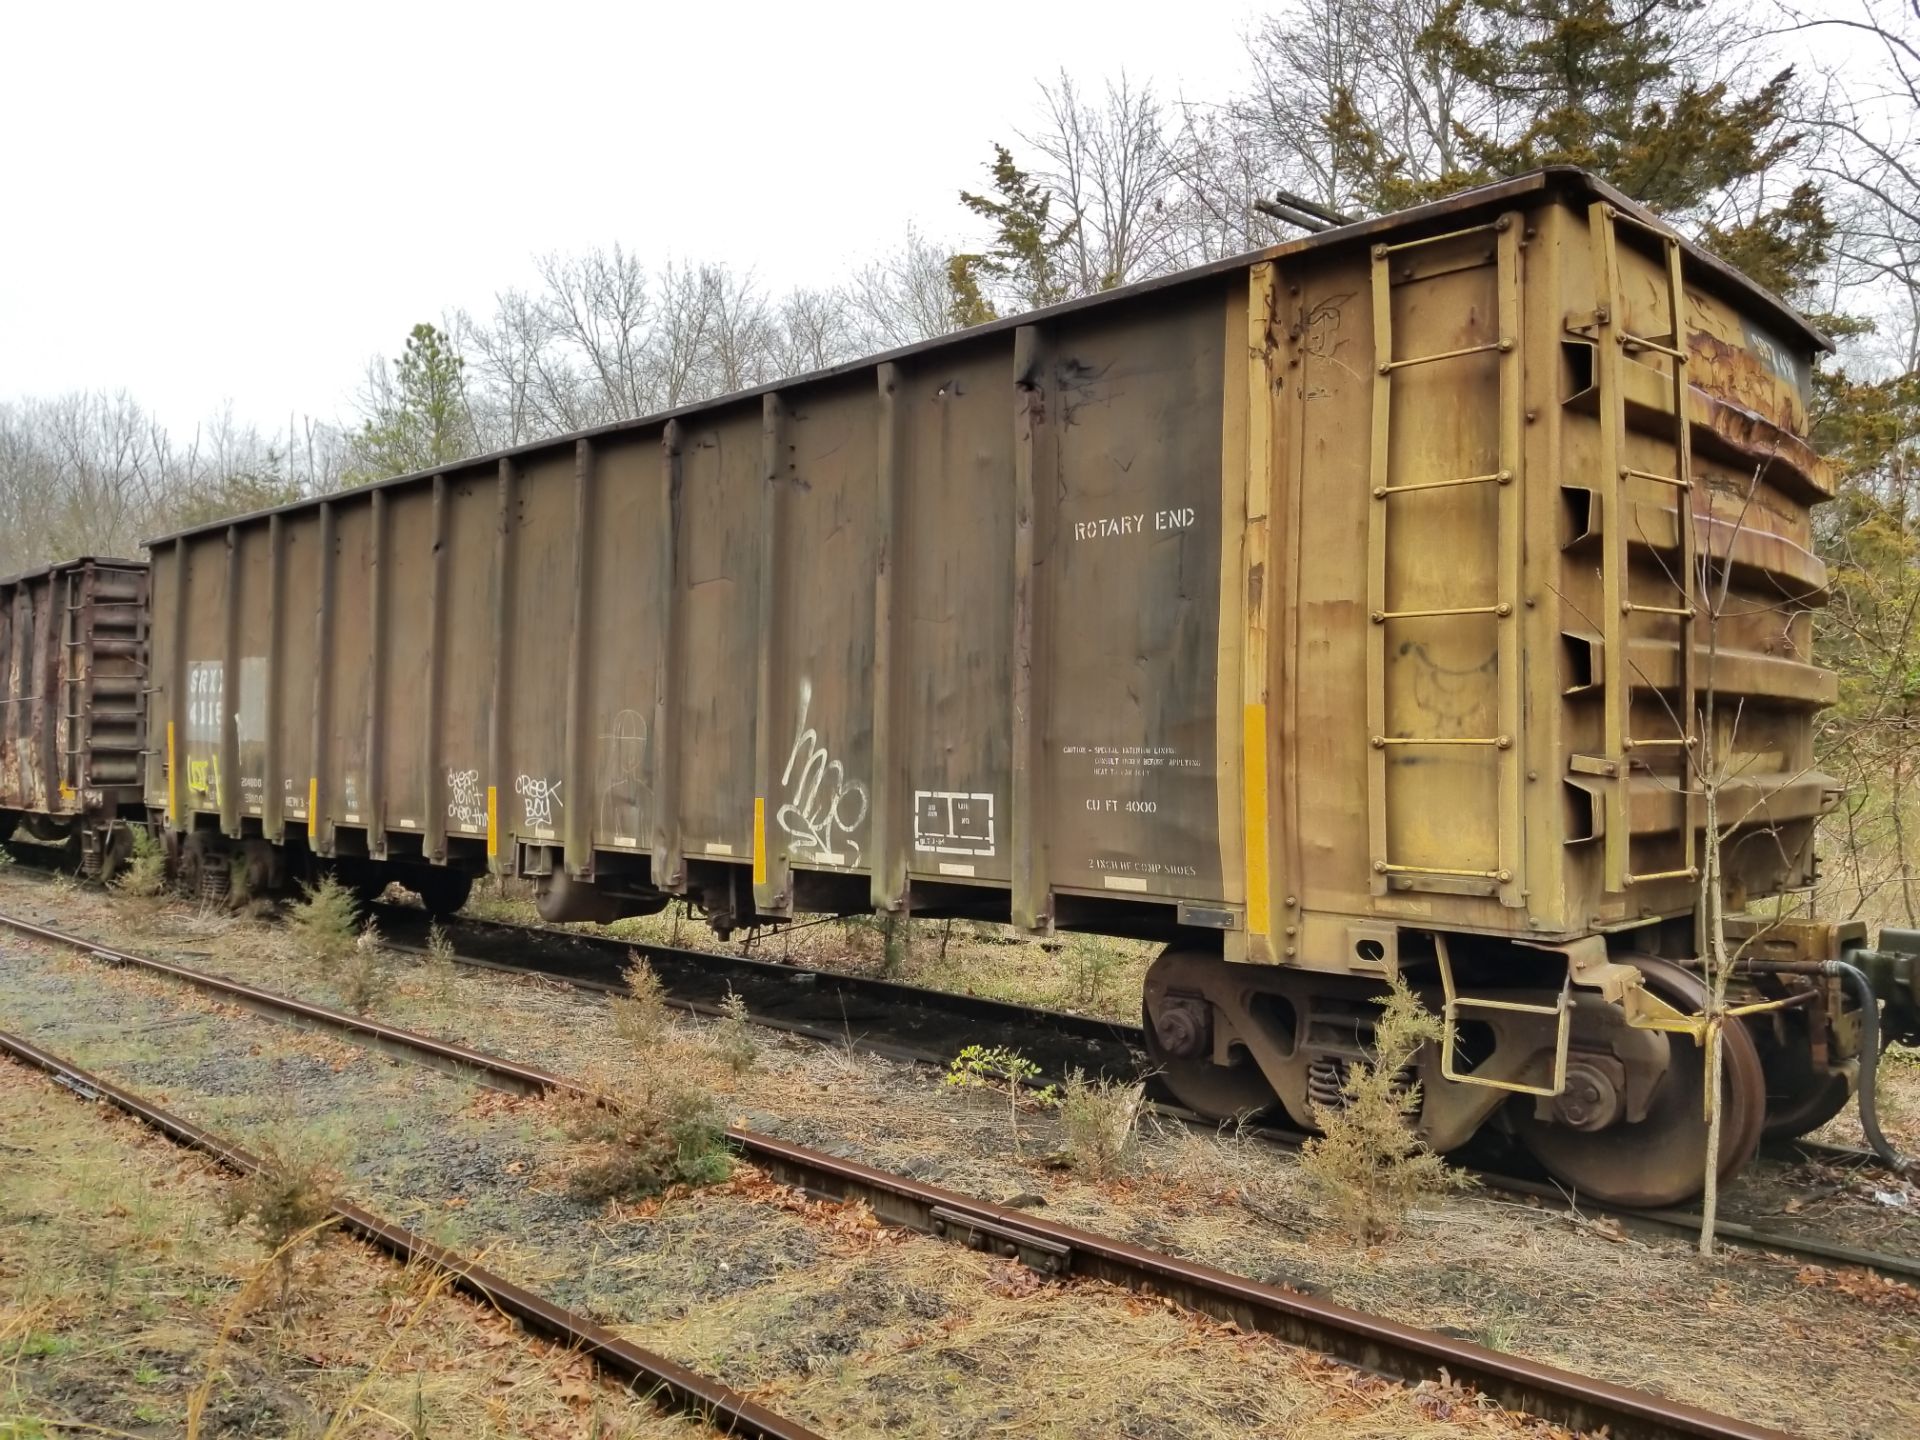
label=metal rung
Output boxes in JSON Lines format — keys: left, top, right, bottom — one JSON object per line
{"left": 1380, "top": 339, "right": 1507, "bottom": 372}
{"left": 1371, "top": 734, "right": 1510, "bottom": 748}
{"left": 1623, "top": 602, "right": 1693, "bottom": 617}
{"left": 1372, "top": 603, "right": 1509, "bottom": 621}
{"left": 1623, "top": 735, "right": 1693, "bottom": 749}
{"left": 1619, "top": 332, "right": 1686, "bottom": 361}
{"left": 1375, "top": 218, "right": 1508, "bottom": 256}
{"left": 1373, "top": 469, "right": 1511, "bottom": 498}
{"left": 1374, "top": 861, "right": 1508, "bottom": 881}
{"left": 1436, "top": 937, "right": 1572, "bottom": 1098}
{"left": 1621, "top": 467, "right": 1686, "bottom": 488}
{"left": 1602, "top": 204, "right": 1675, "bottom": 240}
{"left": 1624, "top": 866, "right": 1699, "bottom": 885}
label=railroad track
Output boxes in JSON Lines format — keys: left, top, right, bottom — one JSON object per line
{"left": 0, "top": 1024, "right": 817, "bottom": 1440}
{"left": 0, "top": 906, "right": 1800, "bottom": 1440}
{"left": 1, "top": 873, "right": 1913, "bottom": 1280}
{"left": 379, "top": 908, "right": 1920, "bottom": 1267}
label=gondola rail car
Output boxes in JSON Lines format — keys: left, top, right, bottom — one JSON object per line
{"left": 55, "top": 165, "right": 1909, "bottom": 1206}
{"left": 0, "top": 556, "right": 149, "bottom": 878}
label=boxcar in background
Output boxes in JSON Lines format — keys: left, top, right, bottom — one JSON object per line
{"left": 0, "top": 557, "right": 149, "bottom": 877}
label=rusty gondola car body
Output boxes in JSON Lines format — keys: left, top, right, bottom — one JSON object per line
{"left": 137, "top": 168, "right": 1876, "bottom": 1204}
{"left": 0, "top": 557, "right": 149, "bottom": 876}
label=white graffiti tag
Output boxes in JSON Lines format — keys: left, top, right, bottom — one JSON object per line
{"left": 447, "top": 769, "right": 483, "bottom": 830}
{"left": 516, "top": 774, "right": 563, "bottom": 830}
{"left": 777, "top": 680, "right": 869, "bottom": 867}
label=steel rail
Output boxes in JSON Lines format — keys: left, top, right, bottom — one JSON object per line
{"left": 0, "top": 908, "right": 1801, "bottom": 1440}
{"left": 4, "top": 893, "right": 1915, "bottom": 1281}
{"left": 0, "top": 1026, "right": 819, "bottom": 1440}
{"left": 3, "top": 885, "right": 1914, "bottom": 1277}
{"left": 377, "top": 912, "right": 1920, "bottom": 1272}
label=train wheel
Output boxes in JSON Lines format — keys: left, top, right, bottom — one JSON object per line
{"left": 1513, "top": 956, "right": 1767, "bottom": 1208}
{"left": 1142, "top": 951, "right": 1281, "bottom": 1121}
{"left": 95, "top": 823, "right": 134, "bottom": 886}
{"left": 1758, "top": 1014, "right": 1860, "bottom": 1141}
{"left": 177, "top": 832, "right": 230, "bottom": 904}
{"left": 414, "top": 868, "right": 472, "bottom": 920}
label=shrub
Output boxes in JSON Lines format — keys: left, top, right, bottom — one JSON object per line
{"left": 561, "top": 1083, "right": 733, "bottom": 1203}
{"left": 711, "top": 990, "right": 757, "bottom": 1075}
{"left": 421, "top": 921, "right": 459, "bottom": 1001}
{"left": 1057, "top": 1069, "right": 1145, "bottom": 1179}
{"left": 221, "top": 1131, "right": 342, "bottom": 1308}
{"left": 1060, "top": 936, "right": 1123, "bottom": 1011}
{"left": 338, "top": 922, "right": 393, "bottom": 1015}
{"left": 286, "top": 875, "right": 361, "bottom": 968}
{"left": 610, "top": 954, "right": 672, "bottom": 1050}
{"left": 1298, "top": 974, "right": 1469, "bottom": 1244}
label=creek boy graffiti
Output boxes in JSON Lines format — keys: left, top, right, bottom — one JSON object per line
{"left": 777, "top": 679, "right": 868, "bottom": 868}
{"left": 516, "top": 773, "right": 562, "bottom": 833}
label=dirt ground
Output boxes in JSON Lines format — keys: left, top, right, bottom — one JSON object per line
{"left": 5, "top": 869, "right": 1920, "bottom": 1438}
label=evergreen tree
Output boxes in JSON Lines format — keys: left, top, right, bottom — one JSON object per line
{"left": 1326, "top": 0, "right": 1829, "bottom": 301}
{"left": 955, "top": 144, "right": 1083, "bottom": 312}
{"left": 347, "top": 323, "right": 474, "bottom": 483}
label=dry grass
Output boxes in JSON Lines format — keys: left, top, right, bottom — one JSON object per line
{"left": 0, "top": 1059, "right": 709, "bottom": 1439}
{"left": 22, "top": 869, "right": 1920, "bottom": 1440}
{"left": 645, "top": 1207, "right": 1553, "bottom": 1440}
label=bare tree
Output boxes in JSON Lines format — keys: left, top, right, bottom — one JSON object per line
{"left": 772, "top": 286, "right": 860, "bottom": 377}
{"left": 846, "top": 228, "right": 960, "bottom": 350}
{"left": 1021, "top": 70, "right": 1187, "bottom": 291}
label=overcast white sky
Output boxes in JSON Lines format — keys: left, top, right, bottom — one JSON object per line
{"left": 1, "top": 1, "right": 1259, "bottom": 435}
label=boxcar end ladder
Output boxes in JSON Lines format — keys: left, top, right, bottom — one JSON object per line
{"left": 1366, "top": 212, "right": 1525, "bottom": 908}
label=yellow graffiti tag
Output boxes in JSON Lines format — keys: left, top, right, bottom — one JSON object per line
{"left": 185, "top": 754, "right": 221, "bottom": 805}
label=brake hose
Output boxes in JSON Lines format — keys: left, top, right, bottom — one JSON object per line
{"left": 1822, "top": 959, "right": 1909, "bottom": 1175}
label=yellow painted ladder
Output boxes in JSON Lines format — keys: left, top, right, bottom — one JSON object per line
{"left": 1365, "top": 212, "right": 1525, "bottom": 908}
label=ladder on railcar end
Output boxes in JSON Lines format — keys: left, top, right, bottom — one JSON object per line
{"left": 1365, "top": 211, "right": 1525, "bottom": 909}
{"left": 1588, "top": 201, "right": 1699, "bottom": 895}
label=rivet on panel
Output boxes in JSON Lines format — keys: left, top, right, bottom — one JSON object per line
{"left": 1285, "top": 946, "right": 1297, "bottom": 957}
{"left": 1284, "top": 895, "right": 1298, "bottom": 907}
{"left": 1285, "top": 926, "right": 1297, "bottom": 937}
